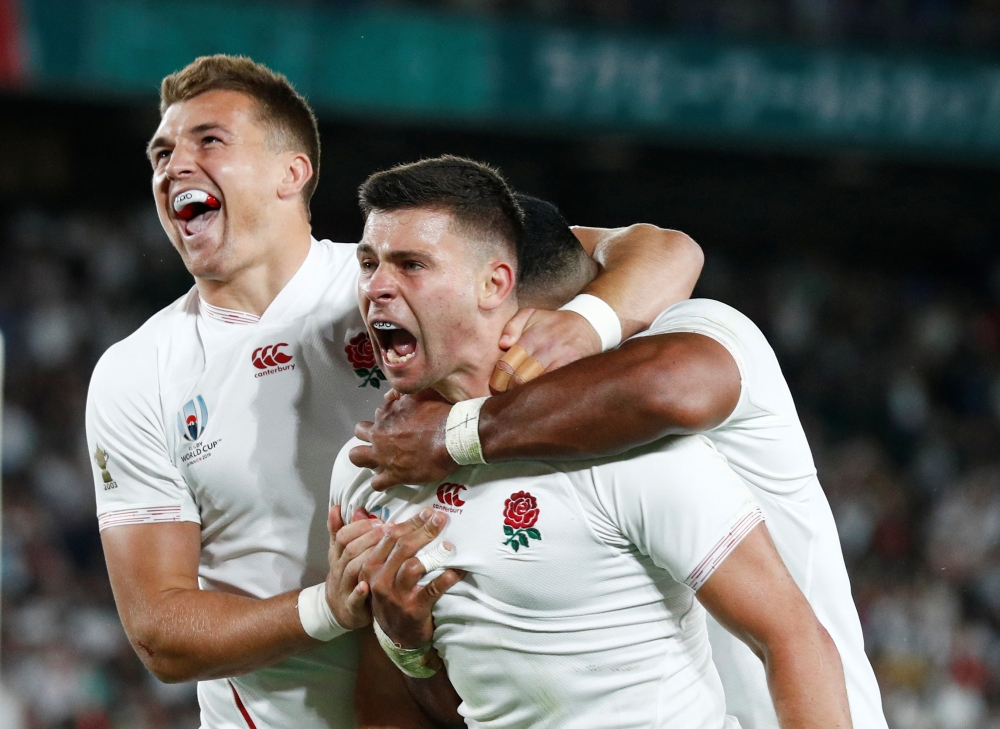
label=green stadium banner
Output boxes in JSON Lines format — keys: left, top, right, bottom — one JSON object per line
{"left": 19, "top": 0, "right": 1000, "bottom": 158}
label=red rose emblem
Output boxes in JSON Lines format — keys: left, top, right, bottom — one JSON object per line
{"left": 503, "top": 491, "right": 539, "bottom": 530}
{"left": 345, "top": 332, "right": 377, "bottom": 369}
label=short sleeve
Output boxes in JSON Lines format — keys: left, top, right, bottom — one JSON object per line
{"left": 630, "top": 299, "right": 794, "bottom": 428}
{"left": 86, "top": 341, "right": 199, "bottom": 531}
{"left": 588, "top": 435, "right": 762, "bottom": 591}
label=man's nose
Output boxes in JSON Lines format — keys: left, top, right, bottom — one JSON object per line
{"left": 364, "top": 265, "right": 397, "bottom": 301}
{"left": 164, "top": 142, "right": 197, "bottom": 179}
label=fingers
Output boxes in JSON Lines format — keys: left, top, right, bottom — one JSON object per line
{"left": 352, "top": 507, "right": 371, "bottom": 523}
{"left": 332, "top": 515, "right": 382, "bottom": 560}
{"left": 498, "top": 308, "right": 535, "bottom": 350}
{"left": 355, "top": 420, "right": 374, "bottom": 443}
{"left": 417, "top": 568, "right": 466, "bottom": 610}
{"left": 511, "top": 354, "right": 546, "bottom": 388}
{"left": 491, "top": 344, "right": 544, "bottom": 393}
{"left": 328, "top": 504, "right": 344, "bottom": 538}
{"left": 362, "top": 509, "right": 434, "bottom": 579}
{"left": 349, "top": 443, "right": 378, "bottom": 469}
{"left": 383, "top": 388, "right": 402, "bottom": 403}
{"left": 371, "top": 469, "right": 405, "bottom": 492}
{"left": 383, "top": 512, "right": 448, "bottom": 577}
{"left": 490, "top": 344, "right": 530, "bottom": 393}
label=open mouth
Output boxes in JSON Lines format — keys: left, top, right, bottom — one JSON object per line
{"left": 173, "top": 189, "right": 222, "bottom": 236}
{"left": 371, "top": 320, "right": 418, "bottom": 366}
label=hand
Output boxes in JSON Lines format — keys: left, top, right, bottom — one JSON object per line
{"left": 362, "top": 509, "right": 465, "bottom": 648}
{"left": 492, "top": 308, "right": 602, "bottom": 392}
{"left": 351, "top": 390, "right": 457, "bottom": 491}
{"left": 325, "top": 505, "right": 384, "bottom": 630}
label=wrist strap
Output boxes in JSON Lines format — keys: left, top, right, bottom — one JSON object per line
{"left": 373, "top": 619, "right": 440, "bottom": 678}
{"left": 559, "top": 294, "right": 622, "bottom": 352}
{"left": 297, "top": 583, "right": 349, "bottom": 642}
{"left": 445, "top": 396, "right": 489, "bottom": 466}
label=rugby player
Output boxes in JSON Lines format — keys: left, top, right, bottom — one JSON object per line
{"left": 351, "top": 205, "right": 888, "bottom": 727}
{"left": 331, "top": 156, "right": 852, "bottom": 728}
{"left": 83, "top": 55, "right": 704, "bottom": 728}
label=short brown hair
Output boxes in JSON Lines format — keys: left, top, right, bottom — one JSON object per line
{"left": 359, "top": 155, "right": 524, "bottom": 264}
{"left": 160, "top": 55, "right": 321, "bottom": 208}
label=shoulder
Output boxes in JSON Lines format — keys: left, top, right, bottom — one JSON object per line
{"left": 88, "top": 289, "right": 196, "bottom": 403}
{"left": 637, "top": 298, "right": 781, "bottom": 385}
{"left": 643, "top": 299, "right": 767, "bottom": 345}
{"left": 313, "top": 238, "right": 359, "bottom": 269}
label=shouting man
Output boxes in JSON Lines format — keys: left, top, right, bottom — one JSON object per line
{"left": 331, "top": 156, "right": 852, "bottom": 728}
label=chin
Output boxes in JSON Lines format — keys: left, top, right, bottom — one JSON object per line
{"left": 179, "top": 246, "right": 232, "bottom": 280}
{"left": 383, "top": 369, "right": 436, "bottom": 395}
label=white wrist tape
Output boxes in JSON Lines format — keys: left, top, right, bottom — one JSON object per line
{"left": 373, "top": 619, "right": 440, "bottom": 678}
{"left": 297, "top": 583, "right": 349, "bottom": 642}
{"left": 445, "top": 396, "right": 489, "bottom": 466}
{"left": 559, "top": 294, "right": 622, "bottom": 352}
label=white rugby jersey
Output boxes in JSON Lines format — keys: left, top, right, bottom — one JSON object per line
{"left": 332, "top": 434, "right": 762, "bottom": 729}
{"left": 85, "top": 239, "right": 387, "bottom": 729}
{"left": 634, "top": 299, "right": 887, "bottom": 729}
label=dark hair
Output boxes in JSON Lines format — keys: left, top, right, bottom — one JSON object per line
{"left": 358, "top": 155, "right": 523, "bottom": 260}
{"left": 515, "top": 194, "right": 593, "bottom": 304}
{"left": 160, "top": 55, "right": 321, "bottom": 208}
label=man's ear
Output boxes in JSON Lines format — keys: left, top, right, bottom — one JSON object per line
{"left": 277, "top": 152, "right": 313, "bottom": 200}
{"left": 479, "top": 260, "right": 516, "bottom": 311}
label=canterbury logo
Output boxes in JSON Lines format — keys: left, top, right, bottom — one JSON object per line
{"left": 252, "top": 343, "right": 292, "bottom": 370}
{"left": 437, "top": 483, "right": 467, "bottom": 507}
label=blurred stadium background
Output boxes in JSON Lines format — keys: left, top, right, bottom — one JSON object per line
{"left": 4, "top": 1, "right": 1000, "bottom": 727}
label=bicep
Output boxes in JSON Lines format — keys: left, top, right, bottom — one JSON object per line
{"left": 695, "top": 522, "right": 814, "bottom": 657}
{"left": 101, "top": 521, "right": 202, "bottom": 633}
{"left": 618, "top": 332, "right": 741, "bottom": 432}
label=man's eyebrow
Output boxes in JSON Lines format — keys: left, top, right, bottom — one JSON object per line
{"left": 146, "top": 122, "right": 232, "bottom": 158}
{"left": 146, "top": 135, "right": 169, "bottom": 158}
{"left": 190, "top": 122, "right": 230, "bottom": 136}
{"left": 384, "top": 249, "right": 431, "bottom": 262}
{"left": 356, "top": 246, "right": 434, "bottom": 264}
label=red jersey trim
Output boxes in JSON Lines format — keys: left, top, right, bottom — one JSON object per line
{"left": 97, "top": 505, "right": 182, "bottom": 531}
{"left": 685, "top": 507, "right": 764, "bottom": 592}
{"left": 228, "top": 680, "right": 258, "bottom": 729}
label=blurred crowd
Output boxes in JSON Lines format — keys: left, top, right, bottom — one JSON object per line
{"left": 2, "top": 203, "right": 1000, "bottom": 729}
{"left": 353, "top": 0, "right": 1000, "bottom": 52}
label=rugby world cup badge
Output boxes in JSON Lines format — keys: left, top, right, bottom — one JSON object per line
{"left": 177, "top": 395, "right": 209, "bottom": 442}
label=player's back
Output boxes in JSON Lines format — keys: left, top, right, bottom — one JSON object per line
{"left": 333, "top": 434, "right": 760, "bottom": 729}
{"left": 636, "top": 299, "right": 887, "bottom": 729}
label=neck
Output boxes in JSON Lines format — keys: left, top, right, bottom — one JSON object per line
{"left": 432, "top": 318, "right": 512, "bottom": 404}
{"left": 434, "top": 353, "right": 500, "bottom": 404}
{"left": 196, "top": 218, "right": 312, "bottom": 316}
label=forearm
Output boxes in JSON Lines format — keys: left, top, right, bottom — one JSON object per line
{"left": 575, "top": 225, "right": 703, "bottom": 337}
{"left": 403, "top": 670, "right": 464, "bottom": 729}
{"left": 119, "top": 587, "right": 318, "bottom": 682}
{"left": 480, "top": 335, "right": 727, "bottom": 462}
{"left": 763, "top": 625, "right": 852, "bottom": 728}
